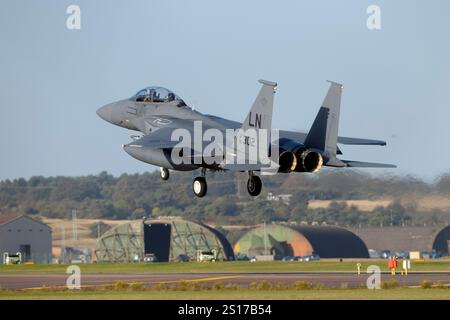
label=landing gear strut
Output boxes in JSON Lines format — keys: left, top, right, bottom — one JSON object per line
{"left": 160, "top": 167, "right": 169, "bottom": 181}
{"left": 247, "top": 171, "right": 262, "bottom": 197}
{"left": 193, "top": 168, "right": 207, "bottom": 197}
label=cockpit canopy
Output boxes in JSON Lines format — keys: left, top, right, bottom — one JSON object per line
{"left": 132, "top": 86, "right": 186, "bottom": 106}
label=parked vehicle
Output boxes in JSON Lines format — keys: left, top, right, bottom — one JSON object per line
{"left": 281, "top": 256, "right": 294, "bottom": 261}
{"left": 380, "top": 250, "right": 391, "bottom": 259}
{"left": 197, "top": 249, "right": 217, "bottom": 262}
{"left": 235, "top": 253, "right": 250, "bottom": 261}
{"left": 429, "top": 250, "right": 442, "bottom": 259}
{"left": 282, "top": 256, "right": 297, "bottom": 261}
{"left": 369, "top": 249, "right": 380, "bottom": 259}
{"left": 176, "top": 254, "right": 190, "bottom": 262}
{"left": 311, "top": 254, "right": 320, "bottom": 261}
{"left": 144, "top": 253, "right": 157, "bottom": 263}
{"left": 2, "top": 252, "right": 22, "bottom": 265}
{"left": 302, "top": 254, "right": 320, "bottom": 261}
{"left": 395, "top": 251, "right": 409, "bottom": 259}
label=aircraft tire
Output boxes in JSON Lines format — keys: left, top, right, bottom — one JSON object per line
{"left": 160, "top": 167, "right": 170, "bottom": 181}
{"left": 193, "top": 177, "right": 207, "bottom": 197}
{"left": 247, "top": 175, "right": 262, "bottom": 196}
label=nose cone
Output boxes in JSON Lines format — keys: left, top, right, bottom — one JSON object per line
{"left": 96, "top": 104, "right": 113, "bottom": 123}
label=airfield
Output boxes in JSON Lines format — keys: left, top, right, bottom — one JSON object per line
{"left": 1, "top": 215, "right": 449, "bottom": 300}
{"left": 1, "top": 271, "right": 449, "bottom": 290}
{"left": 0, "top": 260, "right": 449, "bottom": 299}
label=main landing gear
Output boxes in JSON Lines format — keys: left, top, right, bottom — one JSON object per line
{"left": 193, "top": 168, "right": 208, "bottom": 197}
{"left": 191, "top": 169, "right": 262, "bottom": 198}
{"left": 247, "top": 171, "right": 262, "bottom": 197}
{"left": 160, "top": 167, "right": 170, "bottom": 180}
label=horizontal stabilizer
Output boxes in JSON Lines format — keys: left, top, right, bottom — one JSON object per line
{"left": 338, "top": 137, "right": 387, "bottom": 146}
{"left": 342, "top": 160, "right": 396, "bottom": 168}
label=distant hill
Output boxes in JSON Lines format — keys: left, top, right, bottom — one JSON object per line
{"left": 1, "top": 170, "right": 450, "bottom": 227}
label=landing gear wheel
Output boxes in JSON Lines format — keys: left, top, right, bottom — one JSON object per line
{"left": 193, "top": 177, "right": 207, "bottom": 197}
{"left": 247, "top": 175, "right": 262, "bottom": 197}
{"left": 160, "top": 167, "right": 169, "bottom": 181}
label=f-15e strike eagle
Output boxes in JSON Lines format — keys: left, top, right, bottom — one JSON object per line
{"left": 97, "top": 80, "right": 395, "bottom": 198}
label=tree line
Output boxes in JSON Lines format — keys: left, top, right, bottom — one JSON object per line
{"left": 1, "top": 170, "right": 450, "bottom": 227}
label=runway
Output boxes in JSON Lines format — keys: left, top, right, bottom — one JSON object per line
{"left": 1, "top": 272, "right": 449, "bottom": 290}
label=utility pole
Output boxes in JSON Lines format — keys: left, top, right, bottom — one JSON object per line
{"left": 72, "top": 209, "right": 78, "bottom": 241}
{"left": 263, "top": 220, "right": 268, "bottom": 255}
{"left": 390, "top": 208, "right": 393, "bottom": 227}
{"left": 61, "top": 224, "right": 66, "bottom": 264}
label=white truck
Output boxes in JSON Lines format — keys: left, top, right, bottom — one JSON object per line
{"left": 197, "top": 249, "right": 217, "bottom": 262}
{"left": 3, "top": 252, "right": 22, "bottom": 265}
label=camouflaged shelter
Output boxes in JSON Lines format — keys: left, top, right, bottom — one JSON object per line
{"left": 94, "top": 218, "right": 234, "bottom": 262}
{"left": 234, "top": 224, "right": 369, "bottom": 259}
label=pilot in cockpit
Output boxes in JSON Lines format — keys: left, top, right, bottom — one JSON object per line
{"left": 149, "top": 89, "right": 156, "bottom": 102}
{"left": 167, "top": 92, "right": 175, "bottom": 102}
{"left": 134, "top": 87, "right": 188, "bottom": 107}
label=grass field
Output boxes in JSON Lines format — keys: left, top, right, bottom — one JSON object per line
{"left": 1, "top": 260, "right": 448, "bottom": 300}
{"left": 0, "top": 260, "right": 449, "bottom": 274}
{"left": 307, "top": 195, "right": 450, "bottom": 212}
{"left": 0, "top": 288, "right": 448, "bottom": 300}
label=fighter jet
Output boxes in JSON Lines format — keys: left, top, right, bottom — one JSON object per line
{"left": 97, "top": 80, "right": 395, "bottom": 197}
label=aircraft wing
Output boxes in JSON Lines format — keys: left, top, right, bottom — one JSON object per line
{"left": 125, "top": 116, "right": 226, "bottom": 159}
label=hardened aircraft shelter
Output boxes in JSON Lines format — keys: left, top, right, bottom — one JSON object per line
{"left": 234, "top": 224, "right": 369, "bottom": 259}
{"left": 94, "top": 217, "right": 234, "bottom": 262}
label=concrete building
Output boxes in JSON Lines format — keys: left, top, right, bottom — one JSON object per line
{"left": 0, "top": 213, "right": 52, "bottom": 263}
{"left": 350, "top": 224, "right": 450, "bottom": 255}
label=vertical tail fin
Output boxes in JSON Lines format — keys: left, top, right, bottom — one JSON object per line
{"left": 228, "top": 79, "right": 277, "bottom": 168}
{"left": 238, "top": 79, "right": 277, "bottom": 155}
{"left": 241, "top": 79, "right": 277, "bottom": 132}
{"left": 304, "top": 80, "right": 343, "bottom": 158}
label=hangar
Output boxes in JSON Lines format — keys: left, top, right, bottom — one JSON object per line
{"left": 94, "top": 217, "right": 234, "bottom": 262}
{"left": 0, "top": 213, "right": 52, "bottom": 263}
{"left": 432, "top": 225, "right": 450, "bottom": 255}
{"left": 351, "top": 224, "right": 450, "bottom": 255}
{"left": 234, "top": 224, "right": 369, "bottom": 259}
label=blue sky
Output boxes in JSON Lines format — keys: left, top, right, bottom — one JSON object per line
{"left": 0, "top": 1, "right": 449, "bottom": 181}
